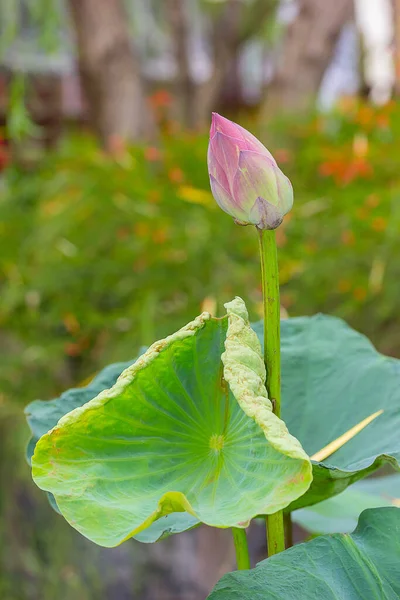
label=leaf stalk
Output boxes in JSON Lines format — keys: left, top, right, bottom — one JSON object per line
{"left": 258, "top": 228, "right": 286, "bottom": 556}
{"left": 232, "top": 527, "right": 251, "bottom": 570}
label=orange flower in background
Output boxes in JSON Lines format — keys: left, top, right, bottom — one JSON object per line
{"left": 107, "top": 135, "right": 128, "bottom": 158}
{"left": 319, "top": 160, "right": 336, "bottom": 177}
{"left": 64, "top": 336, "right": 89, "bottom": 357}
{"left": 356, "top": 105, "right": 374, "bottom": 128}
{"left": 365, "top": 194, "right": 380, "bottom": 208}
{"left": 144, "top": 146, "right": 162, "bottom": 162}
{"left": 65, "top": 342, "right": 81, "bottom": 357}
{"left": 319, "top": 152, "right": 373, "bottom": 185}
{"left": 152, "top": 227, "right": 168, "bottom": 244}
{"left": 274, "top": 149, "right": 292, "bottom": 164}
{"left": 149, "top": 89, "right": 173, "bottom": 109}
{"left": 341, "top": 230, "right": 355, "bottom": 246}
{"left": 376, "top": 114, "right": 390, "bottom": 128}
{"left": 353, "top": 287, "right": 367, "bottom": 302}
{"left": 168, "top": 167, "right": 184, "bottom": 184}
{"left": 371, "top": 217, "right": 387, "bottom": 232}
{"left": 347, "top": 158, "right": 372, "bottom": 184}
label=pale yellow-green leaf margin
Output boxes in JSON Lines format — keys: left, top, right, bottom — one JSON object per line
{"left": 222, "top": 296, "right": 313, "bottom": 511}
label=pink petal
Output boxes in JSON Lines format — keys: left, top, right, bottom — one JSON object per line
{"left": 209, "top": 132, "right": 241, "bottom": 188}
{"left": 211, "top": 113, "right": 245, "bottom": 142}
{"left": 232, "top": 150, "right": 279, "bottom": 210}
{"left": 237, "top": 125, "right": 276, "bottom": 161}
{"left": 209, "top": 175, "right": 246, "bottom": 220}
{"left": 207, "top": 144, "right": 230, "bottom": 193}
{"left": 211, "top": 113, "right": 276, "bottom": 163}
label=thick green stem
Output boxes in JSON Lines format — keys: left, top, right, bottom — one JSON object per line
{"left": 232, "top": 527, "right": 251, "bottom": 570}
{"left": 284, "top": 511, "right": 294, "bottom": 548}
{"left": 258, "top": 228, "right": 285, "bottom": 556}
{"left": 258, "top": 229, "right": 281, "bottom": 417}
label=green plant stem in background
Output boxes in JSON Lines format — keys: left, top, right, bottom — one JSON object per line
{"left": 258, "top": 229, "right": 286, "bottom": 556}
{"left": 283, "top": 511, "right": 293, "bottom": 548}
{"left": 232, "top": 527, "right": 251, "bottom": 570}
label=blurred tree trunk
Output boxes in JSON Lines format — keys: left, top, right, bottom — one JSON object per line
{"left": 393, "top": 0, "right": 400, "bottom": 95}
{"left": 194, "top": 0, "right": 242, "bottom": 127}
{"left": 29, "top": 75, "right": 63, "bottom": 149}
{"left": 167, "top": 0, "right": 277, "bottom": 129}
{"left": 166, "top": 0, "right": 196, "bottom": 128}
{"left": 265, "top": 0, "right": 353, "bottom": 112}
{"left": 67, "top": 0, "right": 155, "bottom": 146}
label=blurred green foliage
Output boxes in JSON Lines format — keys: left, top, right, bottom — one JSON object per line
{"left": 274, "top": 99, "right": 400, "bottom": 347}
{"left": 2, "top": 100, "right": 400, "bottom": 406}
{"left": 1, "top": 99, "right": 400, "bottom": 597}
{"left": 0, "top": 132, "right": 261, "bottom": 403}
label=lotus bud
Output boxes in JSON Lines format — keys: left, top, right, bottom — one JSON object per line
{"left": 207, "top": 113, "right": 293, "bottom": 230}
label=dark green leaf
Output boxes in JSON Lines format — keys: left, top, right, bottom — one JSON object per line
{"left": 208, "top": 507, "right": 400, "bottom": 600}
{"left": 293, "top": 474, "right": 400, "bottom": 534}
{"left": 253, "top": 315, "right": 400, "bottom": 509}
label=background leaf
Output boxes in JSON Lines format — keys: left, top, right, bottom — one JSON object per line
{"left": 208, "top": 507, "right": 400, "bottom": 600}
{"left": 25, "top": 359, "right": 136, "bottom": 517}
{"left": 253, "top": 314, "right": 400, "bottom": 509}
{"left": 25, "top": 359, "right": 136, "bottom": 454}
{"left": 293, "top": 473, "right": 400, "bottom": 534}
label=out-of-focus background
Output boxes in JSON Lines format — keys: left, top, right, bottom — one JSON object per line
{"left": 1, "top": 0, "right": 400, "bottom": 598}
